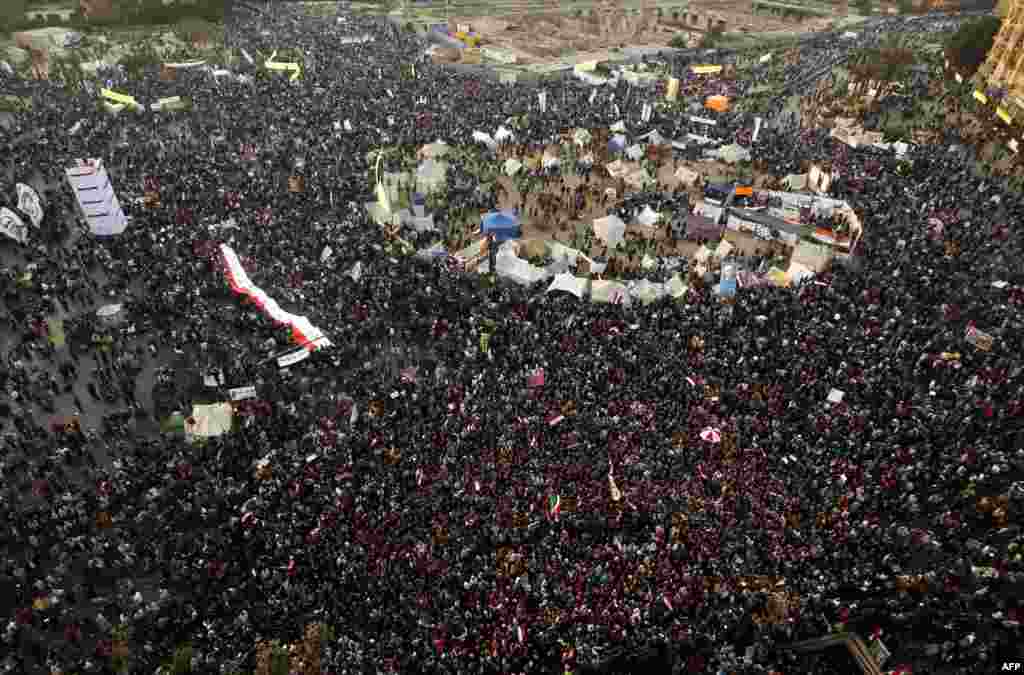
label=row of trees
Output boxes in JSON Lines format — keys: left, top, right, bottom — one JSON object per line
{"left": 0, "top": 0, "right": 227, "bottom": 32}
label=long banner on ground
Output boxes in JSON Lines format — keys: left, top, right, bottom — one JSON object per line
{"left": 219, "top": 244, "right": 331, "bottom": 351}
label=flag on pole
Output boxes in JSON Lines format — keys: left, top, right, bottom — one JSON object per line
{"left": 548, "top": 494, "right": 561, "bottom": 520}
{"left": 517, "top": 624, "right": 526, "bottom": 643}
{"left": 663, "top": 593, "right": 673, "bottom": 611}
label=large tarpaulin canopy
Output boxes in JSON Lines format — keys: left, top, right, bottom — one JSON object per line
{"left": 593, "top": 215, "right": 626, "bottom": 248}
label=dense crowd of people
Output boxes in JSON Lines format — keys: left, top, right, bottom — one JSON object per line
{"left": 1, "top": 3, "right": 1022, "bottom": 674}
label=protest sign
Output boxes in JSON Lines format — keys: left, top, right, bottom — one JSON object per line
{"left": 16, "top": 183, "right": 44, "bottom": 227}
{"left": 229, "top": 385, "right": 257, "bottom": 401}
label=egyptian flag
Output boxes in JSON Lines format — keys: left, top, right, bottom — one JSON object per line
{"left": 548, "top": 495, "right": 561, "bottom": 521}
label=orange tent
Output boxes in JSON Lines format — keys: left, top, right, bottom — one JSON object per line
{"left": 705, "top": 96, "right": 730, "bottom": 113}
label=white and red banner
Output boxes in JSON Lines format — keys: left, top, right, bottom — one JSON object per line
{"left": 219, "top": 244, "right": 331, "bottom": 351}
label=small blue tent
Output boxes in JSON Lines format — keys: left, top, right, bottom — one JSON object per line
{"left": 481, "top": 211, "right": 521, "bottom": 242}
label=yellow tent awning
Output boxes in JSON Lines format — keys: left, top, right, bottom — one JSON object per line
{"left": 100, "top": 88, "right": 138, "bottom": 106}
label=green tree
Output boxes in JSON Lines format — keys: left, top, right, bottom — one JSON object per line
{"left": 0, "top": 0, "right": 27, "bottom": 30}
{"left": 945, "top": 16, "right": 1001, "bottom": 80}
{"left": 669, "top": 33, "right": 688, "bottom": 49}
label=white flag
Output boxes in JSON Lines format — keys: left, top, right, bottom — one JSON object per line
{"left": 753, "top": 116, "right": 763, "bottom": 143}
{"left": 642, "top": 103, "right": 652, "bottom": 123}
{"left": 538, "top": 91, "right": 547, "bottom": 113}
{"left": 320, "top": 245, "right": 333, "bottom": 262}
{"left": 0, "top": 207, "right": 27, "bottom": 243}
{"left": 16, "top": 183, "right": 43, "bottom": 227}
{"left": 278, "top": 349, "right": 310, "bottom": 368}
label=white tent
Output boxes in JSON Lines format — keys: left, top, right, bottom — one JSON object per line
{"left": 668, "top": 273, "right": 688, "bottom": 298}
{"left": 494, "top": 126, "right": 515, "bottom": 142}
{"left": 471, "top": 131, "right": 497, "bottom": 149}
{"left": 709, "top": 143, "right": 751, "bottom": 164}
{"left": 627, "top": 279, "right": 667, "bottom": 305}
{"left": 625, "top": 144, "right": 644, "bottom": 161}
{"left": 638, "top": 130, "right": 666, "bottom": 145}
{"left": 611, "top": 133, "right": 628, "bottom": 150}
{"left": 489, "top": 254, "right": 549, "bottom": 286}
{"left": 635, "top": 205, "right": 659, "bottom": 226}
{"left": 593, "top": 215, "right": 626, "bottom": 248}
{"left": 605, "top": 160, "right": 630, "bottom": 179}
{"left": 546, "top": 272, "right": 586, "bottom": 298}
{"left": 503, "top": 158, "right": 523, "bottom": 176}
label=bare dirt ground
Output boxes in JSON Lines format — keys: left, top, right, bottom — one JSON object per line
{"left": 481, "top": 156, "right": 773, "bottom": 263}
{"left": 454, "top": 0, "right": 835, "bottom": 64}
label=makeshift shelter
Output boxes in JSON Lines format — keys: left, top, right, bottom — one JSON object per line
{"left": 705, "top": 96, "right": 730, "bottom": 113}
{"left": 494, "top": 126, "right": 515, "bottom": 142}
{"left": 635, "top": 205, "right": 659, "bottom": 227}
{"left": 627, "top": 279, "right": 668, "bottom": 305}
{"left": 791, "top": 240, "right": 833, "bottom": 273}
{"left": 638, "top": 130, "right": 667, "bottom": 145}
{"left": 679, "top": 213, "right": 718, "bottom": 240}
{"left": 481, "top": 211, "right": 521, "bottom": 242}
{"left": 608, "top": 134, "right": 627, "bottom": 153}
{"left": 547, "top": 272, "right": 586, "bottom": 298}
{"left": 675, "top": 166, "right": 699, "bottom": 185}
{"left": 593, "top": 215, "right": 626, "bottom": 248}
{"left": 709, "top": 143, "right": 751, "bottom": 164}
{"left": 624, "top": 169, "right": 652, "bottom": 189}
{"left": 605, "top": 160, "right": 630, "bottom": 179}
{"left": 704, "top": 182, "right": 732, "bottom": 204}
{"left": 471, "top": 131, "right": 496, "bottom": 149}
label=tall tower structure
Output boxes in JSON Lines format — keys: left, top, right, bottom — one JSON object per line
{"left": 986, "top": 2, "right": 1024, "bottom": 103}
